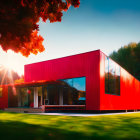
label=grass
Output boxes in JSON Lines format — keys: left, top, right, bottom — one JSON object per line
{"left": 0, "top": 111, "right": 140, "bottom": 140}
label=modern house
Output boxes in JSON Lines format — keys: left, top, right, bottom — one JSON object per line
{"left": 0, "top": 50, "right": 140, "bottom": 112}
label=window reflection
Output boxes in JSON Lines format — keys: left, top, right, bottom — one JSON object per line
{"left": 109, "top": 60, "right": 116, "bottom": 93}
{"left": 8, "top": 77, "right": 86, "bottom": 108}
{"left": 60, "top": 77, "right": 86, "bottom": 105}
{"left": 105, "top": 56, "right": 120, "bottom": 95}
{"left": 115, "top": 65, "right": 120, "bottom": 94}
{"left": 42, "top": 77, "right": 86, "bottom": 105}
{"left": 19, "top": 87, "right": 34, "bottom": 108}
{"left": 105, "top": 57, "right": 109, "bottom": 93}
{"left": 8, "top": 87, "right": 34, "bottom": 108}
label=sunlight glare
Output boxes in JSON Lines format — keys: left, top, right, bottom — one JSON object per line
{"left": 0, "top": 48, "right": 27, "bottom": 75}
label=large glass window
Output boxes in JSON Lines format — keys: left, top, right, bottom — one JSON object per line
{"left": 105, "top": 57, "right": 120, "bottom": 95}
{"left": 8, "top": 77, "right": 86, "bottom": 108}
{"left": 60, "top": 77, "right": 86, "bottom": 105}
{"left": 42, "top": 77, "right": 86, "bottom": 105}
{"left": 8, "top": 86, "right": 34, "bottom": 108}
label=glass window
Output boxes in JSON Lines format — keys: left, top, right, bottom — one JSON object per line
{"left": 73, "top": 77, "right": 86, "bottom": 91}
{"left": 43, "top": 85, "right": 59, "bottom": 105}
{"left": 42, "top": 77, "right": 86, "bottom": 105}
{"left": 105, "top": 57, "right": 109, "bottom": 93}
{"left": 105, "top": 56, "right": 120, "bottom": 95}
{"left": 8, "top": 86, "right": 34, "bottom": 108}
{"left": 61, "top": 77, "right": 86, "bottom": 105}
{"left": 63, "top": 79, "right": 73, "bottom": 87}
{"left": 115, "top": 65, "right": 120, "bottom": 95}
{"left": 109, "top": 59, "right": 116, "bottom": 94}
{"left": 18, "top": 87, "right": 34, "bottom": 108}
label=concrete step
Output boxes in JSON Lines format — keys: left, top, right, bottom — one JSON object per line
{"left": 4, "top": 108, "right": 43, "bottom": 113}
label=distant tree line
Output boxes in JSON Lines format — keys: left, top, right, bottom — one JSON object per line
{"left": 110, "top": 42, "right": 140, "bottom": 81}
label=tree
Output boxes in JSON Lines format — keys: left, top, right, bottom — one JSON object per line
{"left": 0, "top": 0, "right": 80, "bottom": 57}
{"left": 14, "top": 75, "right": 24, "bottom": 84}
{"left": 110, "top": 42, "right": 140, "bottom": 81}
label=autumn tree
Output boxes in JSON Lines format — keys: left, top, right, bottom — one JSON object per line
{"left": 110, "top": 42, "right": 140, "bottom": 81}
{"left": 0, "top": 0, "right": 80, "bottom": 57}
{"left": 14, "top": 75, "right": 24, "bottom": 84}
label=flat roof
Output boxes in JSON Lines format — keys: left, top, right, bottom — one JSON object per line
{"left": 0, "top": 80, "right": 61, "bottom": 88}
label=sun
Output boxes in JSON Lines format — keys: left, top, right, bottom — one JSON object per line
{"left": 4, "top": 59, "right": 14, "bottom": 71}
{"left": 0, "top": 48, "right": 26, "bottom": 75}
{"left": 4, "top": 52, "right": 20, "bottom": 72}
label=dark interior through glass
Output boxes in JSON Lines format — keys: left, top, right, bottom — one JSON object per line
{"left": 8, "top": 87, "right": 34, "bottom": 108}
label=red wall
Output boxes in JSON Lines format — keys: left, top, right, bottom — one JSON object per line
{"left": 100, "top": 51, "right": 140, "bottom": 110}
{"left": 25, "top": 50, "right": 101, "bottom": 110}
{"left": 0, "top": 86, "right": 8, "bottom": 109}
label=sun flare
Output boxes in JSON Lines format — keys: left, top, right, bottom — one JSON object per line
{"left": 4, "top": 59, "right": 14, "bottom": 71}
{"left": 0, "top": 48, "right": 27, "bottom": 75}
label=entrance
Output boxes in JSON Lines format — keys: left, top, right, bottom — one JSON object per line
{"left": 8, "top": 77, "right": 86, "bottom": 108}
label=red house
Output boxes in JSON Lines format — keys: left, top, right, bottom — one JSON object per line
{"left": 0, "top": 50, "right": 140, "bottom": 112}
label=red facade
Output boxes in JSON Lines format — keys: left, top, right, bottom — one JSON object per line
{"left": 24, "top": 50, "right": 140, "bottom": 111}
{"left": 0, "top": 86, "right": 8, "bottom": 109}
{"left": 100, "top": 51, "right": 140, "bottom": 110}
{"left": 25, "top": 50, "right": 101, "bottom": 110}
{"left": 0, "top": 50, "right": 140, "bottom": 111}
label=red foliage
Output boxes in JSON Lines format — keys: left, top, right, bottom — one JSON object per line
{"left": 20, "top": 31, "right": 45, "bottom": 57}
{"left": 0, "top": 0, "right": 80, "bottom": 57}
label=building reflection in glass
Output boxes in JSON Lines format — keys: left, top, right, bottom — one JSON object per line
{"left": 105, "top": 56, "right": 120, "bottom": 95}
{"left": 61, "top": 77, "right": 86, "bottom": 105}
{"left": 42, "top": 77, "right": 86, "bottom": 105}
{"left": 8, "top": 77, "right": 86, "bottom": 108}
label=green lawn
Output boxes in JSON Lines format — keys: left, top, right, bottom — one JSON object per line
{"left": 0, "top": 111, "right": 140, "bottom": 140}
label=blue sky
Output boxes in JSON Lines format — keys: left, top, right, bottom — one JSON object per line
{"left": 0, "top": 0, "right": 140, "bottom": 75}
{"left": 39, "top": 0, "right": 140, "bottom": 56}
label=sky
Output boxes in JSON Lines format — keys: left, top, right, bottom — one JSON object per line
{"left": 0, "top": 0, "right": 140, "bottom": 75}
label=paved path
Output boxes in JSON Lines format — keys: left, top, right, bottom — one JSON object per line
{"left": 29, "top": 111, "right": 140, "bottom": 117}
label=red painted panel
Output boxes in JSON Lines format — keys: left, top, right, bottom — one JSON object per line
{"left": 100, "top": 51, "right": 140, "bottom": 110}
{"left": 0, "top": 86, "right": 8, "bottom": 109}
{"left": 25, "top": 50, "right": 101, "bottom": 110}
